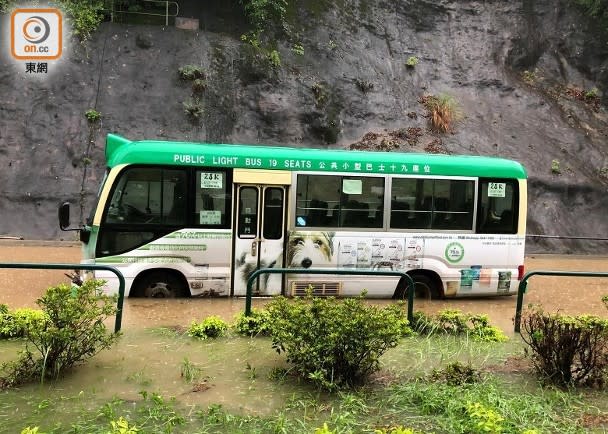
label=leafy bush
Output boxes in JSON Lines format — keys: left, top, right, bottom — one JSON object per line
{"left": 1, "top": 1, "right": 103, "bottom": 38}
{"left": 0, "top": 0, "right": 14, "bottom": 13}
{"left": 241, "top": 0, "right": 288, "bottom": 33}
{"left": 0, "top": 306, "right": 47, "bottom": 339}
{"left": 178, "top": 65, "right": 205, "bottom": 81}
{"left": 266, "top": 294, "right": 410, "bottom": 390}
{"left": 239, "top": 0, "right": 287, "bottom": 72}
{"left": 85, "top": 108, "right": 101, "bottom": 122}
{"left": 551, "top": 159, "right": 561, "bottom": 174}
{"left": 521, "top": 307, "right": 608, "bottom": 387}
{"left": 464, "top": 401, "right": 505, "bottom": 434}
{"left": 188, "top": 316, "right": 228, "bottom": 340}
{"left": 108, "top": 417, "right": 139, "bottom": 434}
{"left": 233, "top": 309, "right": 271, "bottom": 337}
{"left": 420, "top": 94, "right": 462, "bottom": 133}
{"left": 56, "top": 0, "right": 105, "bottom": 41}
{"left": 585, "top": 87, "right": 599, "bottom": 99}
{"left": 430, "top": 362, "right": 481, "bottom": 386}
{"left": 571, "top": 0, "right": 608, "bottom": 25}
{"left": 405, "top": 56, "right": 419, "bottom": 67}
{"left": 411, "top": 310, "right": 507, "bottom": 342}
{"left": 191, "top": 78, "right": 207, "bottom": 94}
{"left": 291, "top": 42, "right": 305, "bottom": 56}
{"left": 0, "top": 280, "right": 119, "bottom": 388}
{"left": 183, "top": 99, "right": 203, "bottom": 119}
{"left": 267, "top": 49, "right": 281, "bottom": 68}
{"left": 469, "top": 314, "right": 509, "bottom": 342}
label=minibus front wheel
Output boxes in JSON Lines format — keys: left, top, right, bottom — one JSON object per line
{"left": 131, "top": 270, "right": 190, "bottom": 298}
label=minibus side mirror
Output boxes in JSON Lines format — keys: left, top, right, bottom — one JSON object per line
{"left": 59, "top": 202, "right": 71, "bottom": 231}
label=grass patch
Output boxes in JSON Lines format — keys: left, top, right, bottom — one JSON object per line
{"left": 420, "top": 94, "right": 462, "bottom": 133}
{"left": 2, "top": 329, "right": 605, "bottom": 433}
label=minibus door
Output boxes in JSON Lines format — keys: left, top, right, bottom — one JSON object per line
{"left": 232, "top": 185, "right": 286, "bottom": 296}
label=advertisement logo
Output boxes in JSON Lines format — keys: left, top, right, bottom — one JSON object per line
{"left": 11, "top": 8, "right": 62, "bottom": 60}
{"left": 444, "top": 242, "right": 465, "bottom": 264}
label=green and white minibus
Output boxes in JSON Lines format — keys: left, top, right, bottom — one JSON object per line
{"left": 59, "top": 134, "right": 527, "bottom": 299}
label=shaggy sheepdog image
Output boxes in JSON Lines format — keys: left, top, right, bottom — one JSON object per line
{"left": 235, "top": 250, "right": 282, "bottom": 292}
{"left": 236, "top": 231, "right": 335, "bottom": 292}
{"left": 286, "top": 231, "right": 335, "bottom": 269}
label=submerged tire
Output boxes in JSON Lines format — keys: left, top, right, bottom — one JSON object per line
{"left": 132, "top": 271, "right": 189, "bottom": 298}
{"left": 393, "top": 274, "right": 442, "bottom": 300}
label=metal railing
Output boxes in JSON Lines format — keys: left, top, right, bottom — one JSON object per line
{"left": 0, "top": 263, "right": 125, "bottom": 333}
{"left": 514, "top": 270, "right": 608, "bottom": 333}
{"left": 105, "top": 0, "right": 180, "bottom": 26}
{"left": 245, "top": 268, "right": 416, "bottom": 324}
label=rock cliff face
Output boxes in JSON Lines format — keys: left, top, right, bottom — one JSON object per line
{"left": 0, "top": 0, "right": 606, "bottom": 252}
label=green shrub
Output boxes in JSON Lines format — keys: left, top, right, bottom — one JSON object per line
{"left": 0, "top": 280, "right": 119, "bottom": 388}
{"left": 267, "top": 49, "right": 281, "bottom": 68}
{"left": 411, "top": 310, "right": 507, "bottom": 342}
{"left": 464, "top": 401, "right": 505, "bottom": 434}
{"left": 420, "top": 94, "right": 462, "bottom": 133}
{"left": 291, "top": 43, "right": 304, "bottom": 56}
{"left": 241, "top": 0, "right": 288, "bottom": 33}
{"left": 178, "top": 65, "right": 205, "bottom": 81}
{"left": 56, "top": 0, "right": 105, "bottom": 41}
{"left": 191, "top": 78, "right": 207, "bottom": 94}
{"left": 0, "top": 0, "right": 14, "bottom": 13}
{"left": 314, "top": 423, "right": 334, "bottom": 434}
{"left": 405, "top": 56, "right": 419, "bottom": 67}
{"left": 430, "top": 362, "right": 481, "bottom": 386}
{"left": 240, "top": 0, "right": 288, "bottom": 69}
{"left": 551, "top": 159, "right": 561, "bottom": 174}
{"left": 233, "top": 309, "right": 271, "bottom": 337}
{"left": 469, "top": 314, "right": 509, "bottom": 343}
{"left": 0, "top": 307, "right": 47, "bottom": 339}
{"left": 266, "top": 294, "right": 410, "bottom": 390}
{"left": 571, "top": 0, "right": 608, "bottom": 25}
{"left": 188, "top": 316, "right": 228, "bottom": 340}
{"left": 85, "top": 109, "right": 101, "bottom": 122}
{"left": 108, "top": 417, "right": 138, "bottom": 434}
{"left": 584, "top": 87, "right": 599, "bottom": 99}
{"left": 183, "top": 99, "right": 203, "bottom": 119}
{"left": 521, "top": 307, "right": 608, "bottom": 387}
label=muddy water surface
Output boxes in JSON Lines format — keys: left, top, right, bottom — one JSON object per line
{"left": 1, "top": 243, "right": 607, "bottom": 333}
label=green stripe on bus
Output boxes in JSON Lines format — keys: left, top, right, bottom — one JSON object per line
{"left": 106, "top": 134, "right": 527, "bottom": 179}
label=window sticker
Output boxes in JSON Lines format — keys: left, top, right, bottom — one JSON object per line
{"left": 200, "top": 172, "right": 223, "bottom": 189}
{"left": 343, "top": 179, "right": 362, "bottom": 195}
{"left": 200, "top": 210, "right": 221, "bottom": 225}
{"left": 371, "top": 186, "right": 384, "bottom": 195}
{"left": 488, "top": 182, "right": 506, "bottom": 198}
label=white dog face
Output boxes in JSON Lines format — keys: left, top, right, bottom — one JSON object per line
{"left": 287, "top": 232, "right": 334, "bottom": 269}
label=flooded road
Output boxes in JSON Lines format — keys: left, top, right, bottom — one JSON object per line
{"left": 1, "top": 241, "right": 607, "bottom": 334}
{"left": 1, "top": 241, "right": 607, "bottom": 422}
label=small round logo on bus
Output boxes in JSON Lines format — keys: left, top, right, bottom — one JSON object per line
{"left": 445, "top": 242, "right": 464, "bottom": 263}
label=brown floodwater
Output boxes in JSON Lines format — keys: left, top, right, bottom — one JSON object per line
{"left": 1, "top": 242, "right": 607, "bottom": 334}
{"left": 0, "top": 241, "right": 607, "bottom": 423}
